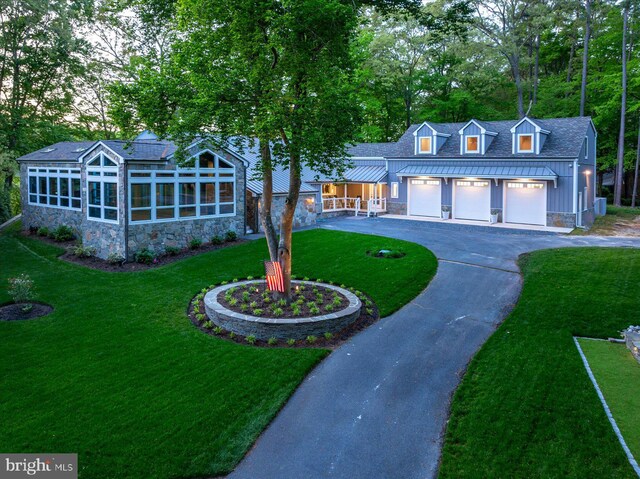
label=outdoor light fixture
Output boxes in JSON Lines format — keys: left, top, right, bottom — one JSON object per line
{"left": 584, "top": 170, "right": 592, "bottom": 175}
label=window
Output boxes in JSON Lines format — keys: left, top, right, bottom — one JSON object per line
{"left": 391, "top": 182, "right": 399, "bottom": 199}
{"left": 27, "top": 168, "right": 81, "bottom": 210}
{"left": 465, "top": 136, "right": 479, "bottom": 153}
{"left": 507, "top": 182, "right": 544, "bottom": 189}
{"left": 584, "top": 136, "right": 588, "bottom": 159}
{"left": 322, "top": 183, "right": 337, "bottom": 196}
{"left": 419, "top": 137, "right": 432, "bottom": 154}
{"left": 128, "top": 150, "right": 237, "bottom": 223}
{"left": 86, "top": 153, "right": 119, "bottom": 223}
{"left": 517, "top": 134, "right": 534, "bottom": 153}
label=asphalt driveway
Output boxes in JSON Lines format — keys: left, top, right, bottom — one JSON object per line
{"left": 229, "top": 217, "right": 640, "bottom": 479}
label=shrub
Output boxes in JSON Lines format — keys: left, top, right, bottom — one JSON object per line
{"left": 246, "top": 275, "right": 254, "bottom": 280}
{"left": 252, "top": 308, "right": 263, "bottom": 316}
{"left": 324, "top": 304, "right": 334, "bottom": 312}
{"left": 210, "top": 235, "right": 224, "bottom": 245}
{"left": 306, "top": 301, "right": 317, "bottom": 309}
{"left": 196, "top": 313, "right": 205, "bottom": 322}
{"left": 268, "top": 337, "right": 278, "bottom": 346}
{"left": 72, "top": 245, "right": 96, "bottom": 258}
{"left": 250, "top": 301, "right": 258, "bottom": 308}
{"left": 309, "top": 305, "right": 320, "bottom": 315}
{"left": 51, "top": 225, "right": 75, "bottom": 242}
{"left": 189, "top": 238, "right": 202, "bottom": 250}
{"left": 134, "top": 248, "right": 156, "bottom": 264}
{"left": 242, "top": 291, "right": 250, "bottom": 302}
{"left": 204, "top": 321, "right": 213, "bottom": 329}
{"left": 8, "top": 274, "right": 34, "bottom": 311}
{"left": 272, "top": 307, "right": 284, "bottom": 316}
{"left": 287, "top": 338, "right": 296, "bottom": 346}
{"left": 213, "top": 326, "right": 223, "bottom": 335}
{"left": 246, "top": 335, "right": 257, "bottom": 345}
{"left": 240, "top": 303, "right": 249, "bottom": 312}
{"left": 225, "top": 230, "right": 238, "bottom": 242}
{"left": 229, "top": 298, "right": 238, "bottom": 306}
{"left": 323, "top": 332, "right": 333, "bottom": 340}
{"left": 164, "top": 246, "right": 181, "bottom": 256}
{"left": 278, "top": 299, "right": 287, "bottom": 307}
{"left": 333, "top": 297, "right": 342, "bottom": 307}
{"left": 306, "top": 335, "right": 317, "bottom": 344}
{"left": 229, "top": 332, "right": 236, "bottom": 339}
{"left": 366, "top": 308, "right": 374, "bottom": 316}
{"left": 37, "top": 226, "right": 50, "bottom": 237}
{"left": 106, "top": 253, "right": 125, "bottom": 265}
{"left": 291, "top": 304, "right": 301, "bottom": 316}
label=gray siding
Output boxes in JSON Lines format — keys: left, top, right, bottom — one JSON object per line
{"left": 386, "top": 159, "right": 574, "bottom": 214}
{"left": 514, "top": 120, "right": 539, "bottom": 153}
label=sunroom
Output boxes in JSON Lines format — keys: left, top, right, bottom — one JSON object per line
{"left": 318, "top": 165, "right": 388, "bottom": 216}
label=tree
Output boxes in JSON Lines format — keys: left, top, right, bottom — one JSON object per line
{"left": 614, "top": 1, "right": 630, "bottom": 207}
{"left": 632, "top": 116, "right": 640, "bottom": 208}
{"left": 579, "top": 0, "right": 591, "bottom": 116}
{"left": 0, "top": 0, "right": 91, "bottom": 189}
{"left": 112, "top": 0, "right": 419, "bottom": 299}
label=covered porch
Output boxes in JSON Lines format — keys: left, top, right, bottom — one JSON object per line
{"left": 319, "top": 166, "right": 388, "bottom": 216}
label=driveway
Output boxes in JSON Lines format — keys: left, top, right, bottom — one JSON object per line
{"left": 229, "top": 217, "right": 640, "bottom": 479}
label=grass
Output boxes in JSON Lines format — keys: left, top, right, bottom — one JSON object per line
{"left": 572, "top": 205, "right": 640, "bottom": 236}
{"left": 439, "top": 247, "right": 640, "bottom": 479}
{"left": 578, "top": 339, "right": 640, "bottom": 462}
{"left": 0, "top": 224, "right": 436, "bottom": 479}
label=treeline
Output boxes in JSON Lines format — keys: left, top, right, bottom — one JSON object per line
{"left": 0, "top": 0, "right": 637, "bottom": 222}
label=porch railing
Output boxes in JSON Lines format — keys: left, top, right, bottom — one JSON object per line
{"left": 322, "top": 197, "right": 386, "bottom": 217}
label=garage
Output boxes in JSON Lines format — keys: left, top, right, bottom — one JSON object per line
{"left": 453, "top": 180, "right": 491, "bottom": 221}
{"left": 408, "top": 178, "right": 441, "bottom": 217}
{"left": 504, "top": 181, "right": 547, "bottom": 225}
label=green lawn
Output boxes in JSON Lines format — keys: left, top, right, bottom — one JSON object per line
{"left": 0, "top": 224, "right": 436, "bottom": 479}
{"left": 439, "top": 248, "right": 640, "bottom": 479}
{"left": 578, "top": 339, "right": 640, "bottom": 462}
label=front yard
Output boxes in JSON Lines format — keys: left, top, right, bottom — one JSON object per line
{"left": 0, "top": 224, "right": 436, "bottom": 479}
{"left": 439, "top": 247, "right": 640, "bottom": 478}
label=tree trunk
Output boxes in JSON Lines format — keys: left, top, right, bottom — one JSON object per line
{"left": 614, "top": 3, "right": 629, "bottom": 207}
{"left": 510, "top": 54, "right": 525, "bottom": 118}
{"left": 533, "top": 34, "right": 540, "bottom": 106}
{"left": 258, "top": 139, "right": 279, "bottom": 261}
{"left": 580, "top": 0, "right": 591, "bottom": 116}
{"left": 278, "top": 149, "right": 301, "bottom": 300}
{"left": 632, "top": 116, "right": 640, "bottom": 208}
{"left": 565, "top": 39, "right": 576, "bottom": 99}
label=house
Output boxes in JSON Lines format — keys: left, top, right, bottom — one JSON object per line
{"left": 18, "top": 116, "right": 597, "bottom": 259}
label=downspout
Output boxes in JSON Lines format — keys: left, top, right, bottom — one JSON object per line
{"left": 123, "top": 161, "right": 129, "bottom": 262}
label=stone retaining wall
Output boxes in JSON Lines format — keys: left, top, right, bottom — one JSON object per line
{"left": 204, "top": 280, "right": 362, "bottom": 340}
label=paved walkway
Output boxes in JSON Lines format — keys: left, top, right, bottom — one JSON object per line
{"left": 230, "top": 217, "right": 640, "bottom": 479}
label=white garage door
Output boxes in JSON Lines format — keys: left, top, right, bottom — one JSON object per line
{"left": 409, "top": 179, "right": 441, "bottom": 217}
{"left": 454, "top": 180, "right": 490, "bottom": 221}
{"left": 505, "top": 181, "right": 546, "bottom": 225}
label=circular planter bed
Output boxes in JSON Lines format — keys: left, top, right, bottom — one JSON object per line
{"left": 0, "top": 302, "right": 53, "bottom": 321}
{"left": 199, "top": 280, "right": 365, "bottom": 341}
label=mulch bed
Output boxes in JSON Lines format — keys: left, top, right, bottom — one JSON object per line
{"left": 217, "top": 282, "right": 349, "bottom": 319}
{"left": 188, "top": 281, "right": 379, "bottom": 349}
{"left": 22, "top": 231, "right": 246, "bottom": 272}
{"left": 0, "top": 302, "right": 53, "bottom": 321}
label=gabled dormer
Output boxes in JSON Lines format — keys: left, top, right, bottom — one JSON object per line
{"left": 510, "top": 117, "right": 550, "bottom": 155}
{"left": 413, "top": 121, "right": 451, "bottom": 155}
{"left": 458, "top": 119, "right": 497, "bottom": 155}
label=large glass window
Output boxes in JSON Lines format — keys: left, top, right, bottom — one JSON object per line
{"left": 86, "top": 153, "right": 119, "bottom": 222}
{"left": 27, "top": 168, "right": 81, "bottom": 210}
{"left": 465, "top": 136, "right": 479, "bottom": 153}
{"left": 128, "top": 150, "right": 237, "bottom": 223}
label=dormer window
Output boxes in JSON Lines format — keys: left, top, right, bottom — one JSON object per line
{"left": 419, "top": 137, "right": 432, "bottom": 154}
{"left": 465, "top": 135, "right": 480, "bottom": 153}
{"left": 518, "top": 134, "right": 534, "bottom": 153}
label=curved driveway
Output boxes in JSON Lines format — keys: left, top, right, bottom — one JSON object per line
{"left": 230, "top": 217, "right": 640, "bottom": 479}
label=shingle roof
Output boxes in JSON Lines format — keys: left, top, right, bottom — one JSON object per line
{"left": 347, "top": 142, "right": 397, "bottom": 158}
{"left": 99, "top": 140, "right": 176, "bottom": 160}
{"left": 392, "top": 117, "right": 593, "bottom": 159}
{"left": 17, "top": 141, "right": 96, "bottom": 162}
{"left": 228, "top": 138, "right": 319, "bottom": 195}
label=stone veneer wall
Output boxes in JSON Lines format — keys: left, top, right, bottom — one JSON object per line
{"left": 20, "top": 157, "right": 127, "bottom": 259}
{"left": 257, "top": 193, "right": 317, "bottom": 231}
{"left": 387, "top": 202, "right": 407, "bottom": 215}
{"left": 125, "top": 148, "right": 246, "bottom": 256}
{"left": 547, "top": 212, "right": 576, "bottom": 228}
{"left": 20, "top": 144, "right": 247, "bottom": 260}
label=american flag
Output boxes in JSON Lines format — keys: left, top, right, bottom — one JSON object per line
{"left": 264, "top": 261, "right": 285, "bottom": 292}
